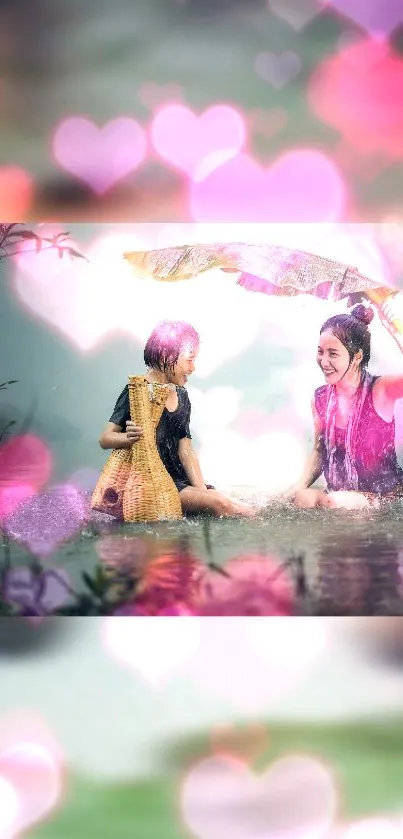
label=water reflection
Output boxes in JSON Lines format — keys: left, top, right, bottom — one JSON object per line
{"left": 2, "top": 520, "right": 403, "bottom": 616}
{"left": 312, "top": 531, "right": 403, "bottom": 616}
{"left": 0, "top": 529, "right": 298, "bottom": 616}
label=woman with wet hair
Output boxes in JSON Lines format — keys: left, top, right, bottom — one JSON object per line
{"left": 99, "top": 319, "right": 255, "bottom": 518}
{"left": 287, "top": 300, "right": 403, "bottom": 510}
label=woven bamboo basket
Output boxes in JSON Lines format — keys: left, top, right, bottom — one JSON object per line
{"left": 91, "top": 446, "right": 132, "bottom": 519}
{"left": 91, "top": 376, "right": 182, "bottom": 521}
{"left": 123, "top": 376, "right": 182, "bottom": 521}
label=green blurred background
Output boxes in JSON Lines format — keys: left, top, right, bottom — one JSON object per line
{"left": 1, "top": 616, "right": 403, "bottom": 837}
{"left": 1, "top": 0, "right": 403, "bottom": 219}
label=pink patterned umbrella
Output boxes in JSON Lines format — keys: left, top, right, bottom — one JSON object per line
{"left": 124, "top": 241, "right": 402, "bottom": 332}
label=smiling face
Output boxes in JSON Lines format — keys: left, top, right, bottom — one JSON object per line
{"left": 166, "top": 346, "right": 198, "bottom": 387}
{"left": 317, "top": 329, "right": 362, "bottom": 385}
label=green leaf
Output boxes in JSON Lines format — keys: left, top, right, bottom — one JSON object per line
{"left": 3, "top": 224, "right": 23, "bottom": 238}
{"left": 11, "top": 230, "right": 43, "bottom": 253}
{"left": 82, "top": 572, "right": 102, "bottom": 598}
{"left": 0, "top": 421, "right": 16, "bottom": 442}
{"left": 67, "top": 246, "right": 88, "bottom": 261}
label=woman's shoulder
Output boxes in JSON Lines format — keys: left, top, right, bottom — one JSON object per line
{"left": 314, "top": 384, "right": 329, "bottom": 400}
{"left": 314, "top": 384, "right": 328, "bottom": 396}
{"left": 313, "top": 384, "right": 329, "bottom": 413}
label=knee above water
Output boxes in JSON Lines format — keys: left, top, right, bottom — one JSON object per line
{"left": 294, "top": 490, "right": 318, "bottom": 509}
{"left": 210, "top": 495, "right": 232, "bottom": 516}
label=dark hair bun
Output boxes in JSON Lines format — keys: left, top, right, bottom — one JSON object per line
{"left": 351, "top": 304, "right": 374, "bottom": 326}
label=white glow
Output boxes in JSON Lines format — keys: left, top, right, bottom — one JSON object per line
{"left": 188, "top": 619, "right": 328, "bottom": 714}
{"left": 343, "top": 819, "right": 402, "bottom": 839}
{"left": 0, "top": 741, "right": 61, "bottom": 839}
{"left": 0, "top": 777, "right": 19, "bottom": 836}
{"left": 103, "top": 617, "right": 202, "bottom": 685}
{"left": 289, "top": 361, "right": 325, "bottom": 424}
{"left": 199, "top": 430, "right": 305, "bottom": 491}
{"left": 12, "top": 222, "right": 389, "bottom": 361}
{"left": 193, "top": 149, "right": 242, "bottom": 182}
{"left": 187, "top": 387, "right": 242, "bottom": 438}
{"left": 181, "top": 753, "right": 337, "bottom": 839}
{"left": 248, "top": 617, "right": 327, "bottom": 671}
{"left": 3, "top": 742, "right": 54, "bottom": 765}
{"left": 14, "top": 232, "right": 155, "bottom": 351}
{"left": 14, "top": 232, "right": 268, "bottom": 371}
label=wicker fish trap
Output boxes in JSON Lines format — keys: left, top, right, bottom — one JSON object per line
{"left": 91, "top": 376, "right": 182, "bottom": 521}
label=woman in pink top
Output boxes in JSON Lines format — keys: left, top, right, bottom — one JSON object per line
{"left": 288, "top": 298, "right": 403, "bottom": 510}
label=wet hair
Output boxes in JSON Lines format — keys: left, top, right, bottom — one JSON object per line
{"left": 320, "top": 304, "right": 374, "bottom": 368}
{"left": 143, "top": 320, "right": 200, "bottom": 373}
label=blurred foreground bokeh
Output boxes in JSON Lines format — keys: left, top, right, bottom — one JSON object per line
{"left": 1, "top": 618, "right": 403, "bottom": 837}
{"left": 1, "top": 0, "right": 403, "bottom": 221}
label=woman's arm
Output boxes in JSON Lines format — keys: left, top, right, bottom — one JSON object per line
{"left": 373, "top": 295, "right": 403, "bottom": 410}
{"left": 290, "top": 447, "right": 324, "bottom": 492}
{"left": 284, "top": 398, "right": 324, "bottom": 495}
{"left": 178, "top": 437, "right": 207, "bottom": 490}
{"left": 99, "top": 421, "right": 142, "bottom": 450}
{"left": 378, "top": 294, "right": 403, "bottom": 354}
{"left": 375, "top": 375, "right": 403, "bottom": 405}
{"left": 99, "top": 385, "right": 143, "bottom": 450}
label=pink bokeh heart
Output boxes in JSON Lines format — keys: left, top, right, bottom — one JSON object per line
{"left": 181, "top": 753, "right": 337, "bottom": 839}
{"left": 12, "top": 234, "right": 143, "bottom": 350}
{"left": 187, "top": 618, "right": 327, "bottom": 713}
{"left": 268, "top": 0, "right": 325, "bottom": 31}
{"left": 14, "top": 233, "right": 82, "bottom": 286}
{"left": 0, "top": 715, "right": 63, "bottom": 839}
{"left": 308, "top": 40, "right": 403, "bottom": 159}
{"left": 254, "top": 51, "right": 301, "bottom": 89}
{"left": 0, "top": 746, "right": 61, "bottom": 838}
{"left": 0, "top": 167, "right": 34, "bottom": 218}
{"left": 0, "top": 435, "right": 52, "bottom": 525}
{"left": 324, "top": 0, "right": 403, "bottom": 36}
{"left": 190, "top": 150, "right": 346, "bottom": 221}
{"left": 0, "top": 484, "right": 37, "bottom": 526}
{"left": 103, "top": 616, "right": 201, "bottom": 684}
{"left": 12, "top": 230, "right": 269, "bottom": 360}
{"left": 6, "top": 484, "right": 88, "bottom": 558}
{"left": 150, "top": 103, "right": 247, "bottom": 176}
{"left": 52, "top": 117, "right": 147, "bottom": 194}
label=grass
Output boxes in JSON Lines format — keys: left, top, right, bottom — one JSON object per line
{"left": 29, "top": 716, "right": 403, "bottom": 837}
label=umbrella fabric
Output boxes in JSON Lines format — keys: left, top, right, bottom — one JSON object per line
{"left": 123, "top": 243, "right": 395, "bottom": 300}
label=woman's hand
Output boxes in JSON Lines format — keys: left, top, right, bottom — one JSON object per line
{"left": 280, "top": 485, "right": 301, "bottom": 500}
{"left": 125, "top": 421, "right": 143, "bottom": 443}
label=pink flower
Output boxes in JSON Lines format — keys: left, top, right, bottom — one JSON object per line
{"left": 197, "top": 553, "right": 295, "bottom": 616}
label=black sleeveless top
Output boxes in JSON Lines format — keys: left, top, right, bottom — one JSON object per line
{"left": 314, "top": 376, "right": 403, "bottom": 495}
{"left": 109, "top": 384, "right": 193, "bottom": 492}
